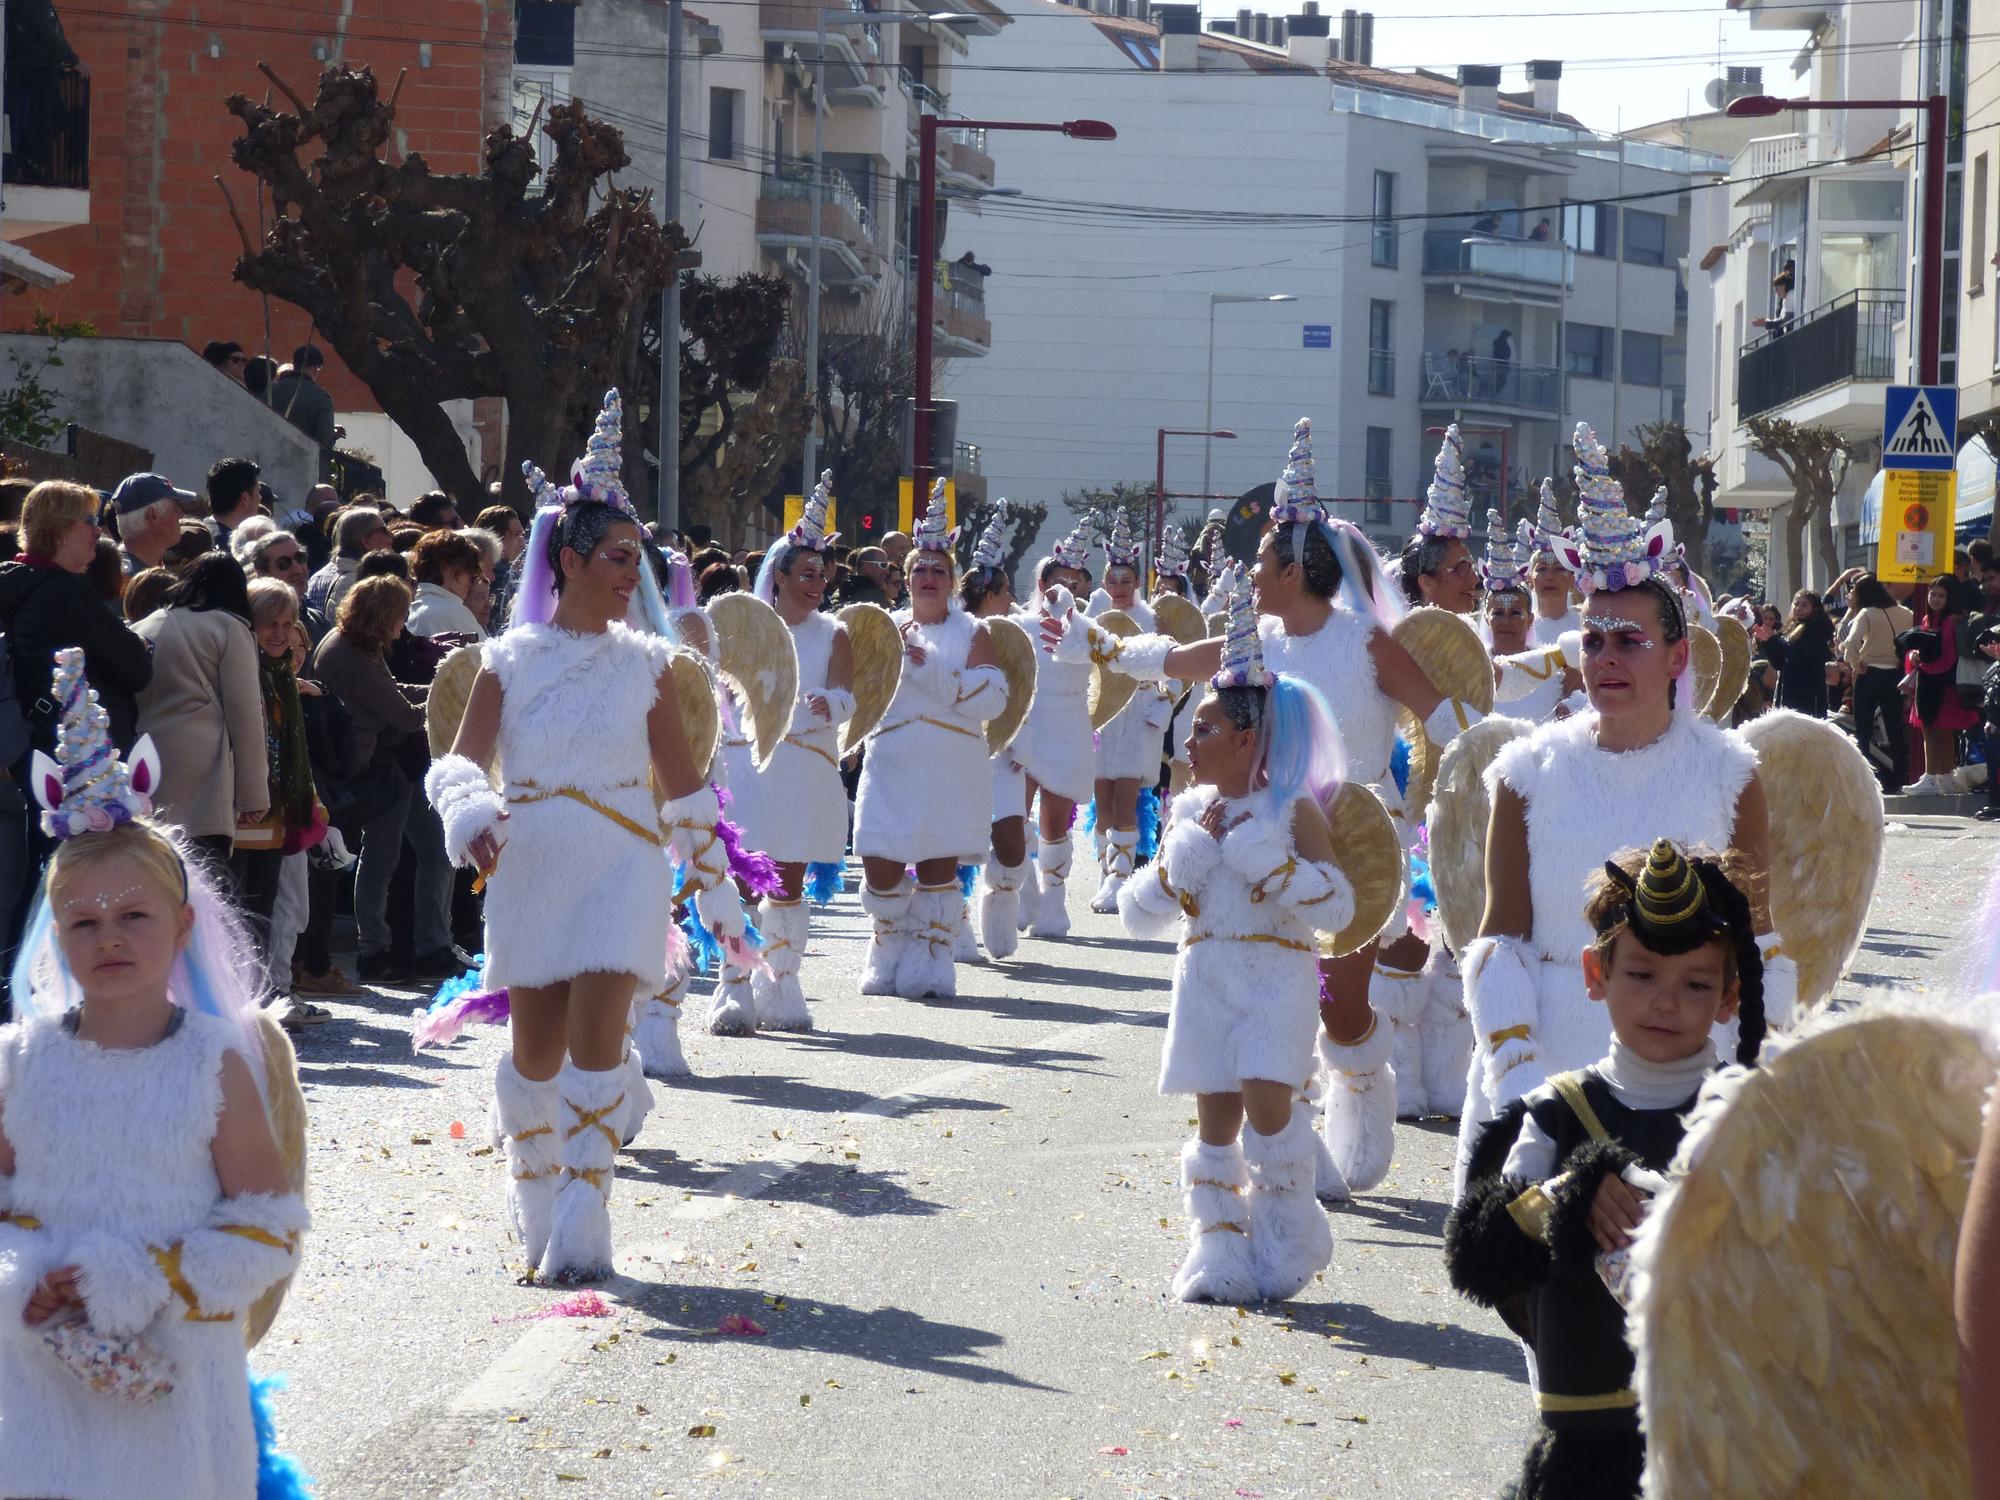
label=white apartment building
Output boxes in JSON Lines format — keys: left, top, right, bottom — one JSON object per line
{"left": 1686, "top": 0, "right": 1988, "bottom": 597}
{"left": 510, "top": 0, "right": 1013, "bottom": 531}
{"left": 937, "top": 0, "right": 1719, "bottom": 553}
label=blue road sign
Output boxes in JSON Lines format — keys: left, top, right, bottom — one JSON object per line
{"left": 1881, "top": 385, "right": 1958, "bottom": 471}
{"left": 1302, "top": 325, "right": 1332, "bottom": 350}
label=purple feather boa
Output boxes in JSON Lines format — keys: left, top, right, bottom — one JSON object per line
{"left": 412, "top": 987, "right": 512, "bottom": 1049}
{"left": 712, "top": 785, "right": 783, "bottom": 898}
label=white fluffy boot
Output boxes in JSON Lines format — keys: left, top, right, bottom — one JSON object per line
{"left": 1418, "top": 953, "right": 1471, "bottom": 1122}
{"left": 1371, "top": 964, "right": 1432, "bottom": 1119}
{"left": 1171, "top": 1138, "right": 1258, "bottom": 1305}
{"left": 978, "top": 856, "right": 1026, "bottom": 960}
{"left": 538, "top": 1063, "right": 626, "bottom": 1284}
{"left": 616, "top": 1036, "right": 655, "bottom": 1146}
{"left": 707, "top": 953, "right": 758, "bottom": 1036}
{"left": 860, "top": 881, "right": 912, "bottom": 996}
{"left": 1019, "top": 825, "right": 1040, "bottom": 933}
{"left": 1243, "top": 1112, "right": 1335, "bottom": 1302}
{"left": 632, "top": 973, "right": 693, "bottom": 1079}
{"left": 1318, "top": 1016, "right": 1398, "bottom": 1195}
{"left": 1091, "top": 829, "right": 1137, "bottom": 914}
{"left": 494, "top": 1057, "right": 562, "bottom": 1269}
{"left": 954, "top": 885, "right": 984, "bottom": 963}
{"left": 896, "top": 884, "right": 959, "bottom": 1000}
{"left": 752, "top": 897, "right": 813, "bottom": 1031}
{"left": 1032, "top": 835, "right": 1073, "bottom": 939}
{"left": 1296, "top": 1086, "right": 1349, "bottom": 1204}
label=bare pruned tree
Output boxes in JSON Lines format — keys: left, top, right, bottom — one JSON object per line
{"left": 1744, "top": 415, "right": 1858, "bottom": 588}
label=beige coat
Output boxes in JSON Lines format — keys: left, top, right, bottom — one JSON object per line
{"left": 132, "top": 607, "right": 271, "bottom": 839}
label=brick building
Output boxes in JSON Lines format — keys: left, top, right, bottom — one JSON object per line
{"left": 4, "top": 0, "right": 512, "bottom": 442}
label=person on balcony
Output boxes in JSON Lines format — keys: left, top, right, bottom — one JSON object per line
{"left": 1490, "top": 329, "right": 1513, "bottom": 399}
{"left": 271, "top": 345, "right": 339, "bottom": 450}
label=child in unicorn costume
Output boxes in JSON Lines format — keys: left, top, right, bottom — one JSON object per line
{"left": 1086, "top": 510, "right": 1175, "bottom": 913}
{"left": 0, "top": 651, "right": 310, "bottom": 1499}
{"left": 1117, "top": 587, "right": 1356, "bottom": 1303}
{"left": 852, "top": 483, "right": 1012, "bottom": 1000}
{"left": 1012, "top": 523, "right": 1100, "bottom": 939}
{"left": 711, "top": 473, "right": 856, "bottom": 1035}
{"left": 1053, "top": 418, "right": 1490, "bottom": 1197}
{"left": 423, "top": 391, "right": 750, "bottom": 1282}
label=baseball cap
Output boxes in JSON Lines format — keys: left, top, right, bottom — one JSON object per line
{"left": 113, "top": 472, "right": 202, "bottom": 517}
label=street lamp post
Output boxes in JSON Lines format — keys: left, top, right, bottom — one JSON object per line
{"left": 1157, "top": 426, "right": 1235, "bottom": 576}
{"left": 1203, "top": 293, "right": 1294, "bottom": 502}
{"left": 1726, "top": 92, "right": 1948, "bottom": 385}
{"left": 912, "top": 114, "right": 1114, "bottom": 505}
{"left": 803, "top": 9, "right": 964, "bottom": 489}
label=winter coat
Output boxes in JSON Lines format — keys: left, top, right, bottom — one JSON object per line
{"left": 0, "top": 559, "right": 154, "bottom": 761}
{"left": 131, "top": 608, "right": 271, "bottom": 839}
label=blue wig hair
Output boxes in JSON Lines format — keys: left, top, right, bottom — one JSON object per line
{"left": 1217, "top": 673, "right": 1346, "bottom": 818}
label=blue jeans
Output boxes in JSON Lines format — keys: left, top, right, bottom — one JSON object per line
{"left": 354, "top": 772, "right": 451, "bottom": 958}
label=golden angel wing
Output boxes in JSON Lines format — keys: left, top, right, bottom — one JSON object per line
{"left": 1150, "top": 592, "right": 1208, "bottom": 650}
{"left": 838, "top": 602, "right": 903, "bottom": 755}
{"left": 1708, "top": 615, "right": 1752, "bottom": 721}
{"left": 1316, "top": 781, "right": 1403, "bottom": 958}
{"left": 244, "top": 1012, "right": 308, "bottom": 1350}
{"left": 1392, "top": 606, "right": 1496, "bottom": 817}
{"left": 1088, "top": 609, "right": 1142, "bottom": 731}
{"left": 982, "top": 616, "right": 1038, "bottom": 755}
{"left": 425, "top": 643, "right": 485, "bottom": 758}
{"left": 1206, "top": 611, "right": 1228, "bottom": 638}
{"left": 1736, "top": 709, "right": 1884, "bottom": 1011}
{"left": 1629, "top": 997, "right": 1995, "bottom": 1498}
{"left": 708, "top": 592, "right": 800, "bottom": 770}
{"left": 671, "top": 652, "right": 720, "bottom": 777}
{"left": 1426, "top": 715, "right": 1536, "bottom": 955}
{"left": 1688, "top": 625, "right": 1722, "bottom": 720}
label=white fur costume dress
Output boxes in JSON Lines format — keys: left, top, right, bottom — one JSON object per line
{"left": 477, "top": 621, "right": 677, "bottom": 994}
{"left": 1091, "top": 596, "right": 1173, "bottom": 781}
{"left": 1455, "top": 709, "right": 1756, "bottom": 1184}
{"left": 0, "top": 1011, "right": 307, "bottom": 1500}
{"left": 719, "top": 609, "right": 850, "bottom": 863}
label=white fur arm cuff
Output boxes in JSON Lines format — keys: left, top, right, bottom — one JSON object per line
{"left": 70, "top": 1229, "right": 174, "bottom": 1338}
{"left": 1556, "top": 630, "right": 1583, "bottom": 670}
{"left": 1421, "top": 697, "right": 1484, "bottom": 747}
{"left": 1462, "top": 935, "right": 1544, "bottom": 1106}
{"left": 1277, "top": 859, "right": 1355, "bottom": 934}
{"left": 1160, "top": 817, "right": 1223, "bottom": 897}
{"left": 663, "top": 786, "right": 746, "bottom": 939}
{"left": 1118, "top": 862, "right": 1184, "bottom": 939}
{"left": 1493, "top": 646, "right": 1568, "bottom": 704}
{"left": 1050, "top": 613, "right": 1112, "bottom": 666}
{"left": 161, "top": 1191, "right": 309, "bottom": 1323}
{"left": 953, "top": 663, "right": 1009, "bottom": 723}
{"left": 1758, "top": 932, "right": 1797, "bottom": 1032}
{"left": 819, "top": 687, "right": 857, "bottom": 727}
{"left": 426, "top": 754, "right": 503, "bottom": 868}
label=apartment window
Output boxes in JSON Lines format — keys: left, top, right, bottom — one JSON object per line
{"left": 1622, "top": 330, "right": 1664, "bottom": 386}
{"left": 1972, "top": 154, "right": 1989, "bottom": 297}
{"left": 1623, "top": 209, "right": 1668, "bottom": 267}
{"left": 1372, "top": 171, "right": 1397, "bottom": 267}
{"left": 1562, "top": 202, "right": 1616, "bottom": 257}
{"left": 1565, "top": 321, "right": 1612, "bottom": 378}
{"left": 515, "top": 0, "right": 576, "bottom": 65}
{"left": 1364, "top": 427, "right": 1394, "bottom": 520}
{"left": 708, "top": 87, "right": 742, "bottom": 161}
{"left": 1367, "top": 300, "right": 1394, "bottom": 395}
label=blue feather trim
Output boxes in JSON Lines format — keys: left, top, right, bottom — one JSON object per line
{"left": 1408, "top": 851, "right": 1437, "bottom": 913}
{"left": 680, "top": 907, "right": 764, "bottom": 973}
{"left": 1390, "top": 735, "right": 1412, "bottom": 799}
{"left": 1080, "top": 799, "right": 1098, "bottom": 836}
{"left": 421, "top": 962, "right": 488, "bottom": 1018}
{"left": 804, "top": 860, "right": 846, "bottom": 905}
{"left": 252, "top": 1373, "right": 315, "bottom": 1499}
{"left": 1136, "top": 786, "right": 1161, "bottom": 863}
{"left": 957, "top": 863, "right": 979, "bottom": 899}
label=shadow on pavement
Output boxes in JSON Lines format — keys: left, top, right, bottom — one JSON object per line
{"left": 1255, "top": 1298, "right": 1527, "bottom": 1380}
{"left": 625, "top": 1282, "right": 1064, "bottom": 1392}
{"left": 779, "top": 1027, "right": 1114, "bottom": 1079}
{"left": 669, "top": 1068, "right": 1011, "bottom": 1119}
{"left": 296, "top": 1017, "right": 484, "bottom": 1088}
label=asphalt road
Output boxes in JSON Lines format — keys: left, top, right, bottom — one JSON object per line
{"left": 264, "top": 812, "right": 2000, "bottom": 1500}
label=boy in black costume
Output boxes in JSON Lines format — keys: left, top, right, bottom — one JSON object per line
{"left": 1444, "top": 839, "right": 1765, "bottom": 1500}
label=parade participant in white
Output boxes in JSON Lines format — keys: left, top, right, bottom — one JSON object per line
{"left": 0, "top": 654, "right": 308, "bottom": 1500}
{"left": 963, "top": 505, "right": 1031, "bottom": 958}
{"left": 425, "top": 391, "right": 746, "bottom": 1283}
{"left": 1117, "top": 588, "right": 1355, "bottom": 1303}
{"left": 1482, "top": 511, "right": 1566, "bottom": 725}
{"left": 1054, "top": 418, "right": 1489, "bottom": 1196}
{"left": 1159, "top": 528, "right": 1202, "bottom": 796}
{"left": 1455, "top": 424, "right": 1796, "bottom": 1193}
{"left": 1012, "top": 525, "right": 1099, "bottom": 939}
{"left": 713, "top": 474, "right": 855, "bottom": 1035}
{"left": 1527, "top": 479, "right": 1580, "bottom": 647}
{"left": 852, "top": 483, "right": 1011, "bottom": 1000}
{"left": 1087, "top": 510, "right": 1173, "bottom": 913}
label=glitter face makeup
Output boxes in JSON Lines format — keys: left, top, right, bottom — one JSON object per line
{"left": 58, "top": 883, "right": 146, "bottom": 915}
{"left": 1582, "top": 614, "right": 1657, "bottom": 655}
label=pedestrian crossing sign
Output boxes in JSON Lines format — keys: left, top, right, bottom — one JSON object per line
{"left": 1880, "top": 385, "right": 1958, "bottom": 471}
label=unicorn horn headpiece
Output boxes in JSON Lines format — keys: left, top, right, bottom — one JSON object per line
{"left": 1104, "top": 509, "right": 1141, "bottom": 570}
{"left": 1418, "top": 424, "right": 1472, "bottom": 539}
{"left": 1531, "top": 477, "right": 1565, "bottom": 564}
{"left": 1476, "top": 507, "right": 1530, "bottom": 593}
{"left": 1209, "top": 578, "right": 1269, "bottom": 691}
{"left": 1158, "top": 526, "right": 1190, "bottom": 580}
{"left": 569, "top": 389, "right": 633, "bottom": 512}
{"left": 790, "top": 470, "right": 839, "bottom": 553}
{"left": 971, "top": 501, "right": 1014, "bottom": 572}
{"left": 912, "top": 476, "right": 958, "bottom": 555}
{"left": 30, "top": 648, "right": 160, "bottom": 839}
{"left": 1049, "top": 521, "right": 1094, "bottom": 575}
{"left": 1551, "top": 422, "right": 1672, "bottom": 592}
{"left": 1270, "top": 417, "right": 1327, "bottom": 529}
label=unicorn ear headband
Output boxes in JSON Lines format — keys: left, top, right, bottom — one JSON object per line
{"left": 31, "top": 649, "right": 160, "bottom": 840}
{"left": 1552, "top": 423, "right": 1673, "bottom": 593}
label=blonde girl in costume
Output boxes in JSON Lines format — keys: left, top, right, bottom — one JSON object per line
{"left": 710, "top": 474, "right": 854, "bottom": 1036}
{"left": 1012, "top": 524, "right": 1099, "bottom": 939}
{"left": 425, "top": 392, "right": 746, "bottom": 1283}
{"left": 852, "top": 483, "right": 1012, "bottom": 1000}
{"left": 1086, "top": 510, "right": 1175, "bottom": 914}
{"left": 1118, "top": 590, "right": 1355, "bottom": 1303}
{"left": 961, "top": 505, "right": 1030, "bottom": 958}
{"left": 0, "top": 651, "right": 307, "bottom": 1500}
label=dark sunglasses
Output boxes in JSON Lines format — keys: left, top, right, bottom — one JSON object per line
{"left": 271, "top": 552, "right": 306, "bottom": 570}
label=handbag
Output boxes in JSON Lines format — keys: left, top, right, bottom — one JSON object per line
{"left": 231, "top": 813, "right": 285, "bottom": 852}
{"left": 1896, "top": 626, "right": 1943, "bottom": 662}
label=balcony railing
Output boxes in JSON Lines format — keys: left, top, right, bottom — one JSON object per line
{"left": 899, "top": 69, "right": 947, "bottom": 117}
{"left": 1421, "top": 229, "right": 1572, "bottom": 288}
{"left": 1419, "top": 352, "right": 1562, "bottom": 413}
{"left": 760, "top": 165, "right": 873, "bottom": 234}
{"left": 1736, "top": 288, "right": 1900, "bottom": 422}
{"left": 2, "top": 66, "right": 91, "bottom": 190}
{"left": 939, "top": 262, "right": 986, "bottom": 316}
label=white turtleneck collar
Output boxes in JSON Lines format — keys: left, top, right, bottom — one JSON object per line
{"left": 1597, "top": 1036, "right": 1717, "bottom": 1110}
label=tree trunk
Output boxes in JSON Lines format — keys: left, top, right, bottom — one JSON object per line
{"left": 1811, "top": 478, "right": 1842, "bottom": 585}
{"left": 1782, "top": 491, "right": 1807, "bottom": 599}
{"left": 375, "top": 385, "right": 485, "bottom": 508}
{"left": 502, "top": 394, "right": 581, "bottom": 512}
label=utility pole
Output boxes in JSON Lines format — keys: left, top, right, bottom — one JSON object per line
{"left": 658, "top": 0, "right": 685, "bottom": 530}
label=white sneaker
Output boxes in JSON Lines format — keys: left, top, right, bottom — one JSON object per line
{"left": 1900, "top": 775, "right": 1942, "bottom": 796}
